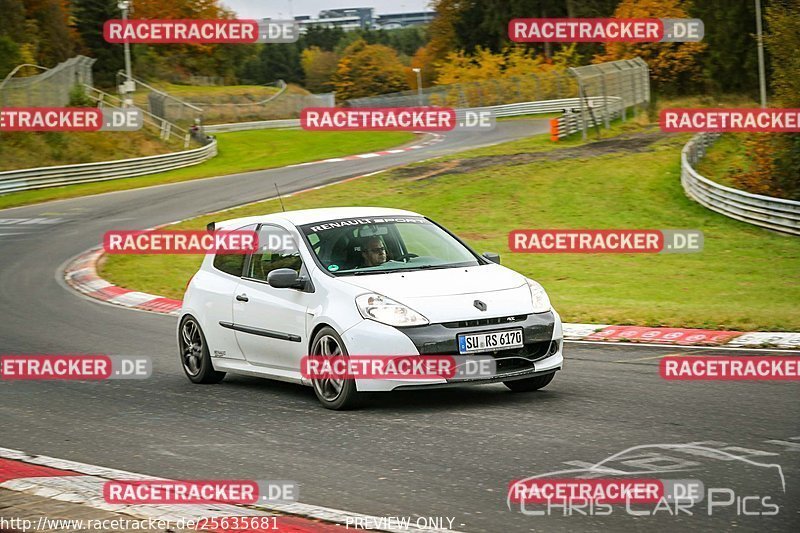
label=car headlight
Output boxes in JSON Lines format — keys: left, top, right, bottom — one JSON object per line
{"left": 355, "top": 293, "right": 429, "bottom": 327}
{"left": 526, "top": 279, "right": 552, "bottom": 313}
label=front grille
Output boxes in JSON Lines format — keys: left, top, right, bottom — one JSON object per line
{"left": 426, "top": 341, "right": 554, "bottom": 375}
{"left": 441, "top": 315, "right": 528, "bottom": 329}
{"left": 493, "top": 341, "right": 553, "bottom": 372}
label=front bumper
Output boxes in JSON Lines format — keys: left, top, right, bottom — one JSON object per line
{"left": 339, "top": 310, "right": 563, "bottom": 392}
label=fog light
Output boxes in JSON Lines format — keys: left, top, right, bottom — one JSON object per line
{"left": 548, "top": 340, "right": 559, "bottom": 355}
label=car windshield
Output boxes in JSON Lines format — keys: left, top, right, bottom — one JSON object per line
{"left": 299, "top": 216, "right": 481, "bottom": 275}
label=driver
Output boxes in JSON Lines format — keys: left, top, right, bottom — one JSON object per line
{"left": 360, "top": 236, "right": 388, "bottom": 267}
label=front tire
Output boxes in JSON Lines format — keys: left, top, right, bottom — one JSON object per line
{"left": 310, "top": 327, "right": 362, "bottom": 410}
{"left": 178, "top": 315, "right": 225, "bottom": 384}
{"left": 503, "top": 372, "right": 555, "bottom": 392}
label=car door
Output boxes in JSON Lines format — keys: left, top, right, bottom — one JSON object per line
{"left": 232, "top": 224, "right": 311, "bottom": 371}
{"left": 199, "top": 223, "right": 257, "bottom": 361}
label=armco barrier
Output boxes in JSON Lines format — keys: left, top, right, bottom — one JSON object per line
{"left": 203, "top": 118, "right": 300, "bottom": 133}
{"left": 681, "top": 133, "right": 800, "bottom": 236}
{"left": 0, "top": 138, "right": 217, "bottom": 194}
{"left": 551, "top": 96, "right": 625, "bottom": 139}
{"left": 205, "top": 97, "right": 620, "bottom": 133}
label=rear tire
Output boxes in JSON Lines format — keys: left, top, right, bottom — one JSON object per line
{"left": 178, "top": 315, "right": 226, "bottom": 384}
{"left": 503, "top": 372, "right": 555, "bottom": 392}
{"left": 310, "top": 327, "right": 362, "bottom": 410}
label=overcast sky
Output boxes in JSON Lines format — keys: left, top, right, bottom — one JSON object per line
{"left": 220, "top": 0, "right": 432, "bottom": 19}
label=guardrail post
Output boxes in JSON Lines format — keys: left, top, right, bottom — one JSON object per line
{"left": 550, "top": 118, "right": 559, "bottom": 142}
{"left": 601, "top": 72, "right": 610, "bottom": 129}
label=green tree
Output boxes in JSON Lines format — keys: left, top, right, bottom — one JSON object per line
{"left": 0, "top": 36, "right": 23, "bottom": 78}
{"left": 27, "top": 0, "right": 78, "bottom": 65}
{"left": 333, "top": 39, "right": 408, "bottom": 100}
{"left": 690, "top": 0, "right": 760, "bottom": 95}
{"left": 73, "top": 0, "right": 124, "bottom": 87}
{"left": 302, "top": 25, "right": 346, "bottom": 51}
{"left": 243, "top": 43, "right": 303, "bottom": 85}
{"left": 0, "top": 0, "right": 27, "bottom": 42}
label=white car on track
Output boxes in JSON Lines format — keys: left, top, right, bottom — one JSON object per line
{"left": 179, "top": 207, "right": 563, "bottom": 409}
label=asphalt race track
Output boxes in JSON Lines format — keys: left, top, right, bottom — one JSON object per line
{"left": 1, "top": 120, "right": 798, "bottom": 532}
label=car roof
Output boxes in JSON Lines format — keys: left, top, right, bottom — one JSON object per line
{"left": 216, "top": 207, "right": 423, "bottom": 230}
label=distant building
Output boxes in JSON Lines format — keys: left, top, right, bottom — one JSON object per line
{"left": 296, "top": 15, "right": 365, "bottom": 33}
{"left": 293, "top": 7, "right": 435, "bottom": 34}
{"left": 375, "top": 11, "right": 435, "bottom": 29}
{"left": 320, "top": 7, "right": 374, "bottom": 27}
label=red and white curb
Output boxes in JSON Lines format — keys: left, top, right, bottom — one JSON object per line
{"left": 561, "top": 323, "right": 799, "bottom": 349}
{"left": 0, "top": 448, "right": 459, "bottom": 532}
{"left": 64, "top": 247, "right": 183, "bottom": 316}
{"left": 285, "top": 134, "right": 444, "bottom": 168}
{"left": 62, "top": 247, "right": 800, "bottom": 350}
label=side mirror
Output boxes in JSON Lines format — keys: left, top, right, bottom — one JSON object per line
{"left": 267, "top": 268, "right": 305, "bottom": 289}
{"left": 482, "top": 252, "right": 500, "bottom": 264}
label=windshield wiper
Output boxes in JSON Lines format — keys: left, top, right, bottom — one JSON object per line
{"left": 349, "top": 269, "right": 390, "bottom": 276}
{"left": 392, "top": 264, "right": 457, "bottom": 272}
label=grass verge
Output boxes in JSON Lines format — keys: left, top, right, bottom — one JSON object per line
{"left": 0, "top": 131, "right": 172, "bottom": 171}
{"left": 0, "top": 129, "right": 415, "bottom": 210}
{"left": 101, "top": 118, "right": 799, "bottom": 331}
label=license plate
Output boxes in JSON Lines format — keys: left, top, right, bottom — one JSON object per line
{"left": 458, "top": 328, "right": 524, "bottom": 354}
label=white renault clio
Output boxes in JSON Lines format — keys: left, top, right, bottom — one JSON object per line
{"left": 179, "top": 207, "right": 563, "bottom": 409}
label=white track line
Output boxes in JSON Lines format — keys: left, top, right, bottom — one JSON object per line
{"left": 0, "top": 447, "right": 460, "bottom": 533}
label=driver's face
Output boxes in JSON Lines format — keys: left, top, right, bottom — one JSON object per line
{"left": 362, "top": 238, "right": 387, "bottom": 266}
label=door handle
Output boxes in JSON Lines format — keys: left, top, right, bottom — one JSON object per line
{"left": 236, "top": 293, "right": 249, "bottom": 302}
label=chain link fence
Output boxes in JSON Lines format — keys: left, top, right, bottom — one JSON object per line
{"left": 567, "top": 58, "right": 650, "bottom": 138}
{"left": 347, "top": 58, "right": 650, "bottom": 140}
{"left": 0, "top": 56, "right": 96, "bottom": 108}
{"left": 143, "top": 79, "right": 335, "bottom": 126}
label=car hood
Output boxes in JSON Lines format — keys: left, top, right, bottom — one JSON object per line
{"left": 338, "top": 264, "right": 535, "bottom": 322}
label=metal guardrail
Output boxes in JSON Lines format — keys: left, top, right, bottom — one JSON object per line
{"left": 456, "top": 98, "right": 605, "bottom": 119}
{"left": 681, "top": 133, "right": 800, "bottom": 236}
{"left": 553, "top": 96, "right": 625, "bottom": 139}
{"left": 0, "top": 139, "right": 218, "bottom": 194}
{"left": 203, "top": 118, "right": 300, "bottom": 133}
{"left": 204, "top": 98, "right": 621, "bottom": 133}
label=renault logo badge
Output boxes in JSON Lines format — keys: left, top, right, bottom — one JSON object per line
{"left": 473, "top": 300, "right": 487, "bottom": 311}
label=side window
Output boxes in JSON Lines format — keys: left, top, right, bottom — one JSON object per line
{"left": 212, "top": 224, "right": 256, "bottom": 277}
{"left": 247, "top": 225, "right": 303, "bottom": 282}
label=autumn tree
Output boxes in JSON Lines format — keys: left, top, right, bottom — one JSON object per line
{"left": 436, "top": 46, "right": 566, "bottom": 84}
{"left": 333, "top": 40, "right": 408, "bottom": 101}
{"left": 593, "top": 0, "right": 706, "bottom": 93}
{"left": 114, "top": 0, "right": 256, "bottom": 83}
{"left": 427, "top": 0, "right": 466, "bottom": 67}
{"left": 301, "top": 47, "right": 338, "bottom": 93}
{"left": 0, "top": 0, "right": 85, "bottom": 78}
{"left": 408, "top": 46, "right": 436, "bottom": 89}
{"left": 734, "top": 0, "right": 800, "bottom": 199}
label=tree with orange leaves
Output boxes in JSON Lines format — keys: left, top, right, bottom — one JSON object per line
{"left": 593, "top": 0, "right": 706, "bottom": 93}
